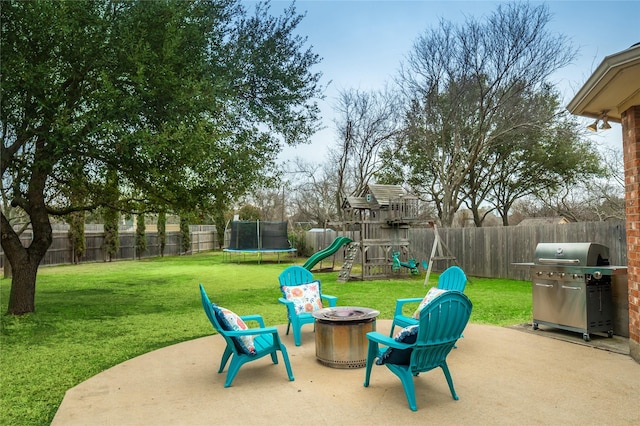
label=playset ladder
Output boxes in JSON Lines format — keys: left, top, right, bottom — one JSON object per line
{"left": 338, "top": 242, "right": 359, "bottom": 282}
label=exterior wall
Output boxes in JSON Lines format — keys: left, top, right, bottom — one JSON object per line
{"left": 622, "top": 106, "right": 640, "bottom": 363}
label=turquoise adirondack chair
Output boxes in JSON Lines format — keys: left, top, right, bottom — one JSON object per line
{"left": 199, "top": 284, "right": 294, "bottom": 387}
{"left": 389, "top": 266, "right": 467, "bottom": 336}
{"left": 364, "top": 291, "right": 473, "bottom": 411}
{"left": 278, "top": 265, "right": 338, "bottom": 346}
{"left": 278, "top": 265, "right": 314, "bottom": 287}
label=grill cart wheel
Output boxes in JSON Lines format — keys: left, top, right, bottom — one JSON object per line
{"left": 583, "top": 333, "right": 590, "bottom": 342}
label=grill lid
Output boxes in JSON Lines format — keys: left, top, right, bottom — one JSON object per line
{"left": 534, "top": 242, "right": 609, "bottom": 266}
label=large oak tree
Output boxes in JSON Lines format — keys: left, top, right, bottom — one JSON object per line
{"left": 1, "top": 0, "right": 323, "bottom": 314}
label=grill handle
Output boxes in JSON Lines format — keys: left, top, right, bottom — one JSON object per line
{"left": 561, "top": 285, "right": 581, "bottom": 291}
{"left": 537, "top": 258, "right": 581, "bottom": 265}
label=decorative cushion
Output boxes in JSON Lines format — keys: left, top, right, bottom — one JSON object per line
{"left": 376, "top": 325, "right": 418, "bottom": 365}
{"left": 212, "top": 305, "right": 256, "bottom": 355}
{"left": 281, "top": 280, "right": 323, "bottom": 314}
{"left": 412, "top": 287, "right": 448, "bottom": 319}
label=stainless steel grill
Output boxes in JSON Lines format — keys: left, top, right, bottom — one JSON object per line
{"left": 515, "top": 242, "right": 628, "bottom": 342}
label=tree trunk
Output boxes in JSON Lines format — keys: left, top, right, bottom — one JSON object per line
{"left": 7, "top": 259, "right": 39, "bottom": 315}
{"left": 3, "top": 253, "right": 11, "bottom": 278}
{"left": 440, "top": 199, "right": 456, "bottom": 227}
{"left": 1, "top": 225, "right": 50, "bottom": 315}
{"left": 215, "top": 216, "right": 225, "bottom": 250}
{"left": 1, "top": 197, "right": 53, "bottom": 315}
{"left": 472, "top": 207, "right": 483, "bottom": 227}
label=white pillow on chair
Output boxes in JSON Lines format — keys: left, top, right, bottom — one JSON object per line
{"left": 281, "top": 280, "right": 323, "bottom": 314}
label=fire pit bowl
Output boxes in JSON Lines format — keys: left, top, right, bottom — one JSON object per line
{"left": 312, "top": 306, "right": 380, "bottom": 368}
{"left": 313, "top": 307, "right": 379, "bottom": 322}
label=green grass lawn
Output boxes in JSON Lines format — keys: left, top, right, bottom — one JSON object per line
{"left": 0, "top": 251, "right": 531, "bottom": 425}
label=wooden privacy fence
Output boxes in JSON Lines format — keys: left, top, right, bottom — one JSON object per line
{"left": 409, "top": 221, "right": 627, "bottom": 280}
{"left": 0, "top": 226, "right": 217, "bottom": 268}
{"left": 304, "top": 221, "right": 627, "bottom": 281}
{"left": 1, "top": 221, "right": 627, "bottom": 281}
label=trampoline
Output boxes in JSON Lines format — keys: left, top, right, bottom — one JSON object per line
{"left": 223, "top": 220, "right": 297, "bottom": 263}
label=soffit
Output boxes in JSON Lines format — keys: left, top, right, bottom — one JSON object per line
{"left": 567, "top": 43, "right": 640, "bottom": 123}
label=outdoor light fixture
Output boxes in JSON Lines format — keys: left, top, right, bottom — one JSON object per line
{"left": 586, "top": 110, "right": 611, "bottom": 132}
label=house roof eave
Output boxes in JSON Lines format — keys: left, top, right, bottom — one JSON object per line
{"left": 566, "top": 43, "right": 640, "bottom": 123}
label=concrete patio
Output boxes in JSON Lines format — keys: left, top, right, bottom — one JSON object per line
{"left": 52, "top": 320, "right": 640, "bottom": 425}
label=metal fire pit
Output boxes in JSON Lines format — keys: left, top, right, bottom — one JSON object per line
{"left": 312, "top": 306, "right": 379, "bottom": 369}
{"left": 514, "top": 242, "right": 627, "bottom": 341}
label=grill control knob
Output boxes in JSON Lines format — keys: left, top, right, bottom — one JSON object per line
{"left": 593, "top": 271, "right": 602, "bottom": 280}
{"left": 572, "top": 274, "right": 579, "bottom": 279}
{"left": 547, "top": 272, "right": 554, "bottom": 277}
{"left": 559, "top": 273, "right": 566, "bottom": 278}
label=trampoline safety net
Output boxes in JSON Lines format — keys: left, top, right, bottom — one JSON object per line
{"left": 227, "top": 221, "right": 291, "bottom": 250}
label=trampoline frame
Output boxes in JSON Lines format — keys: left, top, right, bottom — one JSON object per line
{"left": 223, "top": 220, "right": 296, "bottom": 263}
{"left": 222, "top": 248, "right": 297, "bottom": 264}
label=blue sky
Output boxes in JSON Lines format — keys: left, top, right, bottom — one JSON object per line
{"left": 265, "top": 0, "right": 640, "bottom": 163}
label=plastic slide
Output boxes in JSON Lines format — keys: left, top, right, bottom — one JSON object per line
{"left": 303, "top": 236, "right": 353, "bottom": 270}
